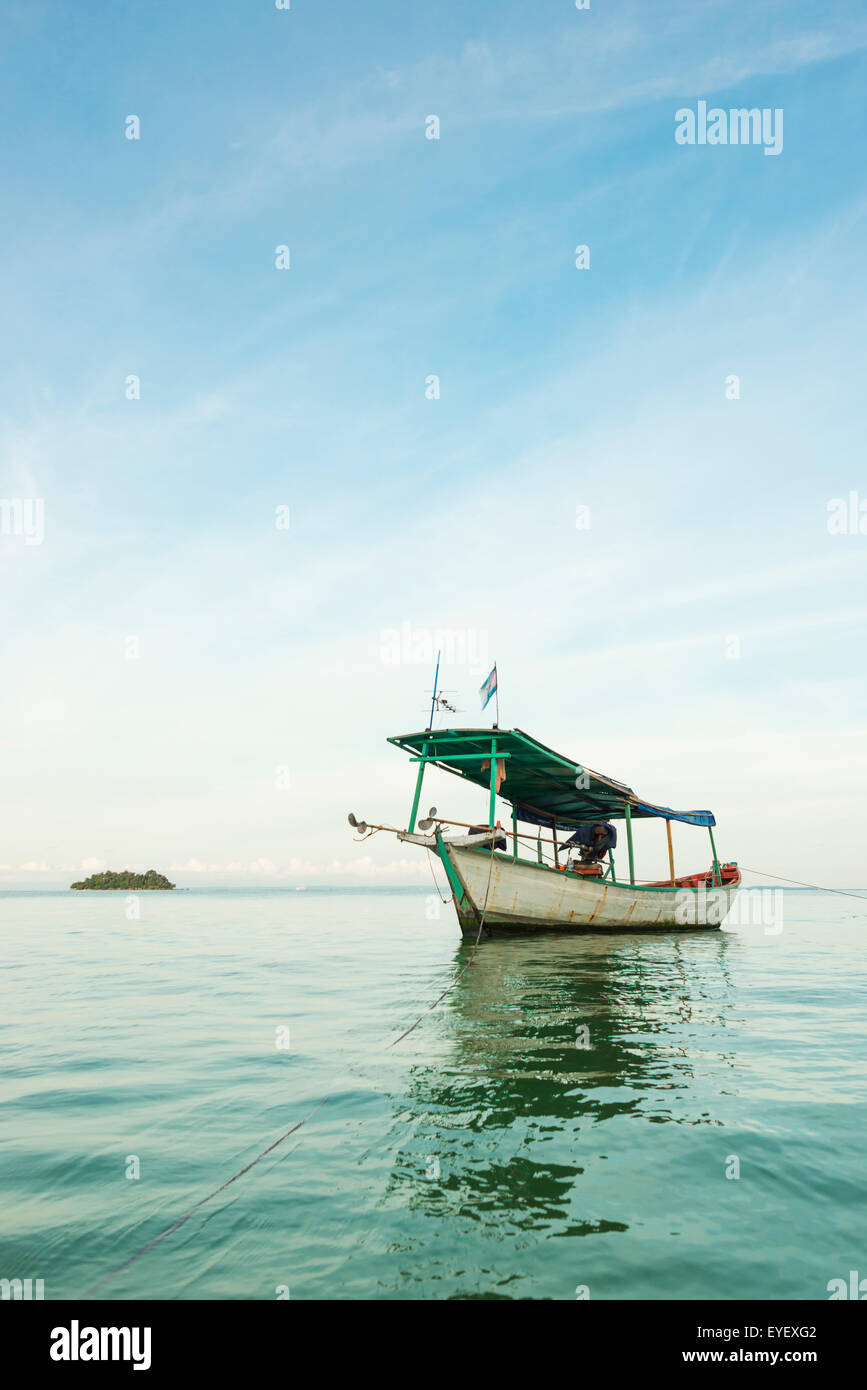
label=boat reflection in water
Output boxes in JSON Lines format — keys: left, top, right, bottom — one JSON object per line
{"left": 368, "top": 930, "right": 742, "bottom": 1299}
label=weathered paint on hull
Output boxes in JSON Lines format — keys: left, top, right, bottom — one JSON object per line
{"left": 443, "top": 844, "right": 740, "bottom": 935}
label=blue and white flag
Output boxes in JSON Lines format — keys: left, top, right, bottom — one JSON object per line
{"left": 479, "top": 663, "right": 498, "bottom": 710}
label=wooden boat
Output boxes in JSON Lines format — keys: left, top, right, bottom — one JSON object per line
{"left": 350, "top": 726, "right": 740, "bottom": 936}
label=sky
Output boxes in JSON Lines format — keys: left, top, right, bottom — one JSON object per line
{"left": 1, "top": 0, "right": 866, "bottom": 887}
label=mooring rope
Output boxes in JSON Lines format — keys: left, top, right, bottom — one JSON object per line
{"left": 83, "top": 1094, "right": 334, "bottom": 1296}
{"left": 739, "top": 867, "right": 867, "bottom": 903}
{"left": 84, "top": 832, "right": 500, "bottom": 1297}
{"left": 389, "top": 830, "right": 497, "bottom": 1048}
{"left": 425, "top": 846, "right": 452, "bottom": 904}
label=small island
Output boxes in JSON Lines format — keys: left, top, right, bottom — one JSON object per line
{"left": 70, "top": 869, "right": 176, "bottom": 891}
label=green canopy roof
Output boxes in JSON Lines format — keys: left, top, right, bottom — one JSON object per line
{"left": 388, "top": 727, "right": 715, "bottom": 829}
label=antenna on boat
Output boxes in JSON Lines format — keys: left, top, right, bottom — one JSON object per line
{"left": 422, "top": 695, "right": 460, "bottom": 715}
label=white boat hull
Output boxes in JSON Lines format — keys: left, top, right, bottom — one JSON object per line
{"left": 442, "top": 844, "right": 739, "bottom": 935}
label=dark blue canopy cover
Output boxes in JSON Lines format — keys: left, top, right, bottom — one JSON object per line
{"left": 631, "top": 801, "right": 715, "bottom": 828}
{"left": 515, "top": 801, "right": 715, "bottom": 832}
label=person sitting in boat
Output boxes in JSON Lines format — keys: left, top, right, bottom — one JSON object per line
{"left": 562, "top": 822, "right": 617, "bottom": 865}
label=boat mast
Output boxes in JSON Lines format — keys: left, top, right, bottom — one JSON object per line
{"left": 407, "top": 649, "right": 441, "bottom": 832}
{"left": 427, "top": 648, "right": 441, "bottom": 732}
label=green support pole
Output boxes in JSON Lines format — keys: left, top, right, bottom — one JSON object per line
{"left": 434, "top": 828, "right": 464, "bottom": 903}
{"left": 537, "top": 829, "right": 543, "bottom": 864}
{"left": 608, "top": 850, "right": 616, "bottom": 883}
{"left": 708, "top": 826, "right": 720, "bottom": 886}
{"left": 624, "top": 803, "right": 635, "bottom": 885}
{"left": 488, "top": 738, "right": 497, "bottom": 828}
{"left": 407, "top": 743, "right": 428, "bottom": 832}
{"left": 512, "top": 805, "right": 518, "bottom": 859}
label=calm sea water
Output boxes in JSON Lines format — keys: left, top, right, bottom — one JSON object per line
{"left": 1, "top": 886, "right": 865, "bottom": 1301}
